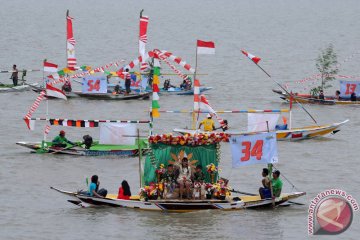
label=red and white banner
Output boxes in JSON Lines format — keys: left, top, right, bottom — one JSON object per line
{"left": 139, "top": 15, "right": 149, "bottom": 71}
{"left": 67, "top": 13, "right": 77, "bottom": 68}
{"left": 158, "top": 50, "right": 195, "bottom": 73}
{"left": 44, "top": 61, "right": 58, "bottom": 72}
{"left": 241, "top": 50, "right": 261, "bottom": 64}
{"left": 197, "top": 40, "right": 215, "bottom": 54}
{"left": 24, "top": 91, "right": 46, "bottom": 130}
{"left": 46, "top": 84, "right": 67, "bottom": 100}
{"left": 193, "top": 79, "right": 200, "bottom": 110}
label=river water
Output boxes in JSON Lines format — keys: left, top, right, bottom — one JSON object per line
{"left": 0, "top": 0, "right": 359, "bottom": 239}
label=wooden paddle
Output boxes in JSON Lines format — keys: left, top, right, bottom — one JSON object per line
{"left": 49, "top": 143, "right": 80, "bottom": 154}
{"left": 230, "top": 189, "right": 305, "bottom": 206}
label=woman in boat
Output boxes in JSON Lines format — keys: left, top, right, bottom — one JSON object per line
{"left": 88, "top": 175, "right": 105, "bottom": 198}
{"left": 117, "top": 180, "right": 131, "bottom": 200}
{"left": 335, "top": 90, "right": 341, "bottom": 100}
{"left": 318, "top": 90, "right": 325, "bottom": 100}
{"left": 61, "top": 80, "right": 72, "bottom": 93}
{"left": 10, "top": 64, "right": 18, "bottom": 86}
{"left": 350, "top": 92, "right": 357, "bottom": 101}
{"left": 161, "top": 164, "right": 177, "bottom": 198}
{"left": 177, "top": 157, "right": 192, "bottom": 200}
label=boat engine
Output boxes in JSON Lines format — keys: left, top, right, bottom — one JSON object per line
{"left": 82, "top": 135, "right": 93, "bottom": 149}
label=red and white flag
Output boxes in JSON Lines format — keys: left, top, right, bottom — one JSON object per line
{"left": 199, "top": 94, "right": 225, "bottom": 127}
{"left": 139, "top": 15, "right": 149, "bottom": 71}
{"left": 46, "top": 84, "right": 67, "bottom": 100}
{"left": 197, "top": 40, "right": 215, "bottom": 54}
{"left": 241, "top": 50, "right": 261, "bottom": 64}
{"left": 43, "top": 61, "right": 58, "bottom": 72}
{"left": 67, "top": 12, "right": 77, "bottom": 68}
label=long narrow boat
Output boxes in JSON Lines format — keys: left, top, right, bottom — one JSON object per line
{"left": 16, "top": 141, "right": 150, "bottom": 156}
{"left": 273, "top": 89, "right": 360, "bottom": 105}
{"left": 73, "top": 91, "right": 150, "bottom": 100}
{"left": 159, "top": 86, "right": 212, "bottom": 95}
{"left": 0, "top": 82, "right": 39, "bottom": 93}
{"left": 51, "top": 186, "right": 305, "bottom": 211}
{"left": 174, "top": 119, "right": 349, "bottom": 141}
{"left": 52, "top": 132, "right": 305, "bottom": 211}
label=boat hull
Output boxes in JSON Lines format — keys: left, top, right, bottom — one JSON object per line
{"left": 174, "top": 119, "right": 348, "bottom": 141}
{"left": 73, "top": 92, "right": 150, "bottom": 100}
{"left": 51, "top": 187, "right": 305, "bottom": 212}
{"left": 16, "top": 141, "right": 150, "bottom": 157}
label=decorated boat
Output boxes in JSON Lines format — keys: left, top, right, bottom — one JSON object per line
{"left": 51, "top": 132, "right": 305, "bottom": 211}
{"left": 17, "top": 117, "right": 151, "bottom": 157}
{"left": 73, "top": 91, "right": 150, "bottom": 100}
{"left": 0, "top": 69, "right": 40, "bottom": 93}
{"left": 273, "top": 79, "right": 360, "bottom": 105}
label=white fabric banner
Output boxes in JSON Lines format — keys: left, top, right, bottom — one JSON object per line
{"left": 99, "top": 123, "right": 136, "bottom": 145}
{"left": 247, "top": 113, "right": 280, "bottom": 132}
{"left": 230, "top": 132, "right": 278, "bottom": 168}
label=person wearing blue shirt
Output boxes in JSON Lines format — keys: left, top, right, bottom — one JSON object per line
{"left": 88, "top": 175, "right": 104, "bottom": 198}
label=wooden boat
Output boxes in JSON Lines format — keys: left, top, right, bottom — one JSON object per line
{"left": 73, "top": 91, "right": 150, "bottom": 100}
{"left": 16, "top": 140, "right": 150, "bottom": 156}
{"left": 0, "top": 82, "right": 39, "bottom": 93}
{"left": 273, "top": 89, "right": 360, "bottom": 105}
{"left": 51, "top": 132, "right": 305, "bottom": 211}
{"left": 51, "top": 186, "right": 305, "bottom": 211}
{"left": 159, "top": 86, "right": 213, "bottom": 95}
{"left": 174, "top": 119, "right": 349, "bottom": 141}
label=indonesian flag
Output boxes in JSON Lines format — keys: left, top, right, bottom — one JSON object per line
{"left": 67, "top": 12, "right": 77, "bottom": 68}
{"left": 197, "top": 40, "right": 215, "bottom": 54}
{"left": 199, "top": 94, "right": 225, "bottom": 127}
{"left": 44, "top": 61, "right": 58, "bottom": 72}
{"left": 46, "top": 84, "right": 67, "bottom": 100}
{"left": 139, "top": 15, "right": 149, "bottom": 71}
{"left": 241, "top": 50, "right": 261, "bottom": 64}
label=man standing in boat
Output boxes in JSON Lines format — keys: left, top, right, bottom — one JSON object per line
{"left": 198, "top": 114, "right": 216, "bottom": 132}
{"left": 10, "top": 64, "right": 18, "bottom": 86}
{"left": 124, "top": 68, "right": 131, "bottom": 95}
{"left": 52, "top": 130, "right": 75, "bottom": 148}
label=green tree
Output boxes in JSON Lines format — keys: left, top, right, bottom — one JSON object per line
{"left": 310, "top": 44, "right": 338, "bottom": 96}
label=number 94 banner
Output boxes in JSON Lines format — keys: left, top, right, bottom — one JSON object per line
{"left": 230, "top": 132, "right": 278, "bottom": 168}
{"left": 82, "top": 76, "right": 107, "bottom": 93}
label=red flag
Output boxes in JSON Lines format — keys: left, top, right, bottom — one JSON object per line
{"left": 241, "top": 50, "right": 261, "bottom": 64}
{"left": 43, "top": 61, "right": 58, "bottom": 72}
{"left": 197, "top": 40, "right": 215, "bottom": 54}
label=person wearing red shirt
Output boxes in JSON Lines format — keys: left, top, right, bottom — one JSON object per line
{"left": 117, "top": 180, "right": 131, "bottom": 200}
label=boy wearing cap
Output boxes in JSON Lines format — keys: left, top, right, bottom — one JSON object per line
{"left": 52, "top": 130, "right": 75, "bottom": 147}
{"left": 198, "top": 114, "right": 215, "bottom": 132}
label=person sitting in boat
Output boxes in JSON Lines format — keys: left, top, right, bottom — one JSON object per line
{"left": 192, "top": 165, "right": 206, "bottom": 199}
{"left": 350, "top": 92, "right": 357, "bottom": 101}
{"left": 198, "top": 114, "right": 215, "bottom": 132}
{"left": 52, "top": 130, "right": 75, "bottom": 148}
{"left": 318, "top": 90, "right": 325, "bottom": 100}
{"left": 10, "top": 64, "right": 19, "bottom": 86}
{"left": 163, "top": 79, "right": 175, "bottom": 90}
{"left": 161, "top": 164, "right": 177, "bottom": 199}
{"left": 117, "top": 180, "right": 131, "bottom": 200}
{"left": 259, "top": 168, "right": 272, "bottom": 199}
{"left": 177, "top": 157, "right": 192, "bottom": 200}
{"left": 215, "top": 119, "right": 229, "bottom": 132}
{"left": 271, "top": 170, "right": 283, "bottom": 198}
{"left": 88, "top": 175, "right": 107, "bottom": 198}
{"left": 112, "top": 84, "right": 122, "bottom": 95}
{"left": 335, "top": 90, "right": 341, "bottom": 100}
{"left": 61, "top": 80, "right": 72, "bottom": 93}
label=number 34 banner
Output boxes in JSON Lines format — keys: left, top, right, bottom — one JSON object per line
{"left": 230, "top": 132, "right": 278, "bottom": 168}
{"left": 82, "top": 76, "right": 107, "bottom": 93}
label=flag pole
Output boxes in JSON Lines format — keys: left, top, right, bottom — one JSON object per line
{"left": 66, "top": 10, "right": 69, "bottom": 68}
{"left": 138, "top": 9, "right": 144, "bottom": 93}
{"left": 250, "top": 60, "right": 319, "bottom": 126}
{"left": 191, "top": 42, "right": 199, "bottom": 130}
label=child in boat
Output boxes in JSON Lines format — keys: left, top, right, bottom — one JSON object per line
{"left": 117, "top": 180, "right": 131, "bottom": 200}
{"left": 259, "top": 168, "right": 272, "bottom": 199}
{"left": 193, "top": 165, "right": 206, "bottom": 199}
{"left": 88, "top": 175, "right": 106, "bottom": 198}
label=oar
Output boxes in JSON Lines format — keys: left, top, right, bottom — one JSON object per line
{"left": 230, "top": 189, "right": 305, "bottom": 205}
{"left": 50, "top": 143, "right": 81, "bottom": 154}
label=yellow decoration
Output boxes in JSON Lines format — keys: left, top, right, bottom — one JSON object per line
{"left": 152, "top": 108, "right": 160, "bottom": 118}
{"left": 153, "top": 75, "right": 160, "bottom": 85}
